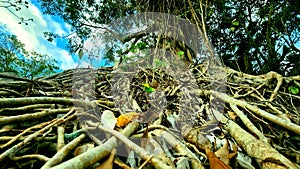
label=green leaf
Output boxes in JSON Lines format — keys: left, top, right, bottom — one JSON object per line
{"left": 78, "top": 48, "right": 84, "bottom": 59}
{"left": 154, "top": 58, "right": 166, "bottom": 68}
{"left": 130, "top": 45, "right": 139, "bottom": 53}
{"left": 142, "top": 84, "right": 155, "bottom": 93}
{"left": 230, "top": 27, "right": 235, "bottom": 31}
{"left": 130, "top": 45, "right": 136, "bottom": 53}
{"left": 232, "top": 21, "right": 239, "bottom": 26}
{"left": 177, "top": 51, "right": 185, "bottom": 56}
{"left": 288, "top": 86, "right": 299, "bottom": 94}
{"left": 136, "top": 42, "right": 147, "bottom": 50}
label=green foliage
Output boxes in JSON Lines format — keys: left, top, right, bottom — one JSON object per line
{"left": 128, "top": 42, "right": 147, "bottom": 54}
{"left": 136, "top": 42, "right": 147, "bottom": 50}
{"left": 0, "top": 30, "right": 59, "bottom": 79}
{"left": 153, "top": 58, "right": 166, "bottom": 68}
{"left": 230, "top": 20, "right": 239, "bottom": 31}
{"left": 19, "top": 51, "right": 59, "bottom": 79}
{"left": 38, "top": 0, "right": 136, "bottom": 53}
{"left": 123, "top": 55, "right": 137, "bottom": 63}
{"left": 288, "top": 86, "right": 299, "bottom": 95}
{"left": 231, "top": 21, "right": 239, "bottom": 26}
{"left": 142, "top": 84, "right": 155, "bottom": 93}
{"left": 177, "top": 51, "right": 185, "bottom": 56}
{"left": 38, "top": 0, "right": 300, "bottom": 75}
{"left": 204, "top": 0, "right": 300, "bottom": 75}
{"left": 130, "top": 46, "right": 139, "bottom": 53}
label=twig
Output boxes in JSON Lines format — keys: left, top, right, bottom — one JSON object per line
{"left": 0, "top": 120, "right": 53, "bottom": 149}
{"left": 0, "top": 108, "right": 75, "bottom": 162}
{"left": 11, "top": 154, "right": 50, "bottom": 162}
{"left": 196, "top": 89, "right": 300, "bottom": 135}
{"left": 98, "top": 125, "right": 173, "bottom": 169}
{"left": 212, "top": 110, "right": 299, "bottom": 169}
{"left": 230, "top": 104, "right": 268, "bottom": 143}
{"left": 57, "top": 126, "right": 65, "bottom": 151}
{"left": 41, "top": 133, "right": 86, "bottom": 169}
{"left": 0, "top": 97, "right": 97, "bottom": 108}
{"left": 152, "top": 129, "right": 205, "bottom": 169}
{"left": 50, "top": 122, "right": 140, "bottom": 169}
{"left": 0, "top": 108, "right": 71, "bottom": 125}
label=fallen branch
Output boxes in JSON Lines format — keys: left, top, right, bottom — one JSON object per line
{"left": 194, "top": 89, "right": 300, "bottom": 135}
{"left": 41, "top": 133, "right": 86, "bottom": 169}
{"left": 50, "top": 122, "right": 140, "bottom": 169}
{"left": 0, "top": 108, "right": 75, "bottom": 162}
{"left": 212, "top": 109, "right": 299, "bottom": 169}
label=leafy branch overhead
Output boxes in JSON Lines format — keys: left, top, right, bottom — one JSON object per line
{"left": 0, "top": 28, "right": 59, "bottom": 79}
{"left": 0, "top": 0, "right": 33, "bottom": 25}
{"left": 38, "top": 0, "right": 299, "bottom": 76}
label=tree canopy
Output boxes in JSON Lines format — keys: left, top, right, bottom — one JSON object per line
{"left": 0, "top": 26, "right": 59, "bottom": 79}
{"left": 38, "top": 0, "right": 300, "bottom": 75}
{"left": 0, "top": 1, "right": 300, "bottom": 168}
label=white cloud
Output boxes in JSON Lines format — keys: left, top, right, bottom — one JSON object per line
{"left": 44, "top": 15, "right": 68, "bottom": 35}
{"left": 0, "top": 2, "right": 48, "bottom": 51}
{"left": 64, "top": 22, "right": 72, "bottom": 32}
{"left": 30, "top": 5, "right": 47, "bottom": 28}
{"left": 55, "top": 50, "right": 76, "bottom": 70}
{"left": 0, "top": 0, "right": 76, "bottom": 70}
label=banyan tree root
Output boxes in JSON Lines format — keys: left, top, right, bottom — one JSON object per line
{"left": 0, "top": 64, "right": 299, "bottom": 168}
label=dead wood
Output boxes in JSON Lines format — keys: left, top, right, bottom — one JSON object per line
{"left": 0, "top": 63, "right": 299, "bottom": 169}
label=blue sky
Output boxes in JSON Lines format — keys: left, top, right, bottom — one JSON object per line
{"left": 0, "top": 0, "right": 79, "bottom": 71}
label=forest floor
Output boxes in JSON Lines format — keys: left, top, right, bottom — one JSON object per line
{"left": 0, "top": 63, "right": 299, "bottom": 169}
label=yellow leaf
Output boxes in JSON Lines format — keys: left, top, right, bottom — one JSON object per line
{"left": 116, "top": 112, "right": 140, "bottom": 128}
{"left": 228, "top": 111, "right": 238, "bottom": 121}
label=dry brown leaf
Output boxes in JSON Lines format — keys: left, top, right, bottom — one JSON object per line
{"left": 116, "top": 112, "right": 140, "bottom": 128}
{"left": 215, "top": 140, "right": 230, "bottom": 164}
{"left": 140, "top": 124, "right": 149, "bottom": 149}
{"left": 96, "top": 149, "right": 116, "bottom": 169}
{"left": 214, "top": 140, "right": 237, "bottom": 165}
{"left": 206, "top": 149, "right": 231, "bottom": 169}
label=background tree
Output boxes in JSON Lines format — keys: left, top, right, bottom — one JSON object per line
{"left": 0, "top": 27, "right": 59, "bottom": 79}
{"left": 38, "top": 0, "right": 299, "bottom": 75}
{"left": 203, "top": 0, "right": 300, "bottom": 75}
{"left": 0, "top": 1, "right": 59, "bottom": 79}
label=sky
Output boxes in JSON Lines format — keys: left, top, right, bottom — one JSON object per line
{"left": 1, "top": 1, "right": 299, "bottom": 73}
{"left": 0, "top": 0, "right": 78, "bottom": 71}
